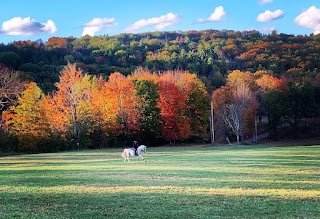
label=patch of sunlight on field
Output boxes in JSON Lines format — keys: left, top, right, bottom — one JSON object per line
{"left": 1, "top": 163, "right": 319, "bottom": 178}
{"left": 1, "top": 185, "right": 319, "bottom": 199}
{"left": 0, "top": 159, "right": 111, "bottom": 164}
{"left": 144, "top": 176, "right": 320, "bottom": 185}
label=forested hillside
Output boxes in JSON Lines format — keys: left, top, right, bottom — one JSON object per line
{"left": 1, "top": 29, "right": 320, "bottom": 153}
{"left": 1, "top": 29, "right": 320, "bottom": 93}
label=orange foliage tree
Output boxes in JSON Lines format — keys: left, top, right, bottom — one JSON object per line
{"left": 88, "top": 76, "right": 110, "bottom": 146}
{"left": 44, "top": 63, "right": 94, "bottom": 147}
{"left": 256, "top": 74, "right": 287, "bottom": 92}
{"left": 102, "top": 72, "right": 140, "bottom": 140}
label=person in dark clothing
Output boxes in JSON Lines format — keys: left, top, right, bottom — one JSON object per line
{"left": 132, "top": 140, "right": 138, "bottom": 155}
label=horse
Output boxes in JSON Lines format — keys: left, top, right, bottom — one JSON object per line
{"left": 121, "top": 145, "right": 147, "bottom": 162}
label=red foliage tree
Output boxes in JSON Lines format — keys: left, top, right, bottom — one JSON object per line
{"left": 158, "top": 72, "right": 191, "bottom": 142}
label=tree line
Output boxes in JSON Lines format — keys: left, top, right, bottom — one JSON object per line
{"left": 2, "top": 63, "right": 320, "bottom": 153}
{"left": 1, "top": 64, "right": 209, "bottom": 152}
{"left": 213, "top": 69, "right": 320, "bottom": 145}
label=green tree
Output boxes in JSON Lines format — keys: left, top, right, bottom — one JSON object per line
{"left": 264, "top": 90, "right": 290, "bottom": 140}
{"left": 288, "top": 81, "right": 316, "bottom": 138}
{"left": 0, "top": 52, "right": 20, "bottom": 68}
{"left": 133, "top": 79, "right": 161, "bottom": 144}
{"left": 179, "top": 73, "right": 210, "bottom": 142}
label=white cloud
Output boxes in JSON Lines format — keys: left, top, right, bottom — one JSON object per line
{"left": 125, "top": 13, "right": 181, "bottom": 32}
{"left": 82, "top": 18, "right": 117, "bottom": 36}
{"left": 295, "top": 6, "right": 320, "bottom": 35}
{"left": 43, "top": 20, "right": 57, "bottom": 34}
{"left": 259, "top": 0, "right": 273, "bottom": 5}
{"left": 257, "top": 9, "right": 284, "bottom": 22}
{"left": 197, "top": 6, "right": 226, "bottom": 23}
{"left": 0, "top": 17, "right": 57, "bottom": 35}
{"left": 261, "top": 26, "right": 276, "bottom": 33}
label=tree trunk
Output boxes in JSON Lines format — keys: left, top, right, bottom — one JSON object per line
{"left": 236, "top": 135, "right": 240, "bottom": 145}
{"left": 73, "top": 106, "right": 80, "bottom": 149}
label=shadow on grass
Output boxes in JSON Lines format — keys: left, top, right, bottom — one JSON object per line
{"left": 0, "top": 191, "right": 319, "bottom": 219}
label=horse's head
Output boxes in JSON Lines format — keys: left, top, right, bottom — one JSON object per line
{"left": 138, "top": 145, "right": 147, "bottom": 153}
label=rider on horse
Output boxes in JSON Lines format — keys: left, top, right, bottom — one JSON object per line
{"left": 132, "top": 140, "right": 138, "bottom": 155}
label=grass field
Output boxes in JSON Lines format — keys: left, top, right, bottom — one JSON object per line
{"left": 0, "top": 145, "right": 319, "bottom": 219}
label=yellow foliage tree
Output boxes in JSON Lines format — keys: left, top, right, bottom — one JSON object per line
{"left": 3, "top": 82, "right": 48, "bottom": 150}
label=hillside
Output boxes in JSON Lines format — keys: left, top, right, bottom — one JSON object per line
{"left": 1, "top": 29, "right": 320, "bottom": 93}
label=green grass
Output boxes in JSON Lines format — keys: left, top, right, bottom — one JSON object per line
{"left": 0, "top": 145, "right": 319, "bottom": 219}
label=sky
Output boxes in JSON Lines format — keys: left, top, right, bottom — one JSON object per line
{"left": 0, "top": 0, "right": 319, "bottom": 44}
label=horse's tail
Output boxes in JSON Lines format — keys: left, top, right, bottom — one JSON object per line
{"left": 121, "top": 152, "right": 125, "bottom": 158}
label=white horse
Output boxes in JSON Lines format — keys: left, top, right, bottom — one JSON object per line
{"left": 121, "top": 145, "right": 147, "bottom": 162}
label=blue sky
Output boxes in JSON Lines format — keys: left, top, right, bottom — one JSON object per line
{"left": 0, "top": 0, "right": 319, "bottom": 44}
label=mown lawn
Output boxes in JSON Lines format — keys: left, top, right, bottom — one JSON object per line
{"left": 0, "top": 145, "right": 319, "bottom": 219}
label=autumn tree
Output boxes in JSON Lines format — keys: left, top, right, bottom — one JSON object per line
{"left": 227, "top": 70, "right": 256, "bottom": 90}
{"left": 256, "top": 74, "right": 287, "bottom": 92}
{"left": 176, "top": 72, "right": 210, "bottom": 141}
{"left": 102, "top": 72, "right": 140, "bottom": 142}
{"left": 47, "top": 37, "right": 68, "bottom": 48}
{"left": 45, "top": 63, "right": 94, "bottom": 148}
{"left": 212, "top": 85, "right": 231, "bottom": 142}
{"left": 130, "top": 66, "right": 159, "bottom": 83}
{"left": 3, "top": 82, "right": 48, "bottom": 150}
{"left": 255, "top": 73, "right": 289, "bottom": 138}
{"left": 158, "top": 72, "right": 191, "bottom": 143}
{"left": 88, "top": 76, "right": 109, "bottom": 147}
{"left": 212, "top": 80, "right": 258, "bottom": 145}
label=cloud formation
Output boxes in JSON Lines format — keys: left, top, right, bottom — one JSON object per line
{"left": 295, "top": 6, "right": 320, "bottom": 35}
{"left": 197, "top": 6, "right": 226, "bottom": 23}
{"left": 258, "top": 0, "right": 273, "bottom": 5}
{"left": 125, "top": 13, "right": 181, "bottom": 32}
{"left": 0, "top": 17, "right": 57, "bottom": 35}
{"left": 261, "top": 26, "right": 276, "bottom": 33}
{"left": 82, "top": 18, "right": 117, "bottom": 36}
{"left": 257, "top": 9, "right": 284, "bottom": 22}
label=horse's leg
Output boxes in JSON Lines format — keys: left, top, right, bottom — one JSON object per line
{"left": 124, "top": 154, "right": 130, "bottom": 162}
{"left": 138, "top": 154, "right": 146, "bottom": 162}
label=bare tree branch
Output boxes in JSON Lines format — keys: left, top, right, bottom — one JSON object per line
{"left": 0, "top": 67, "right": 24, "bottom": 111}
